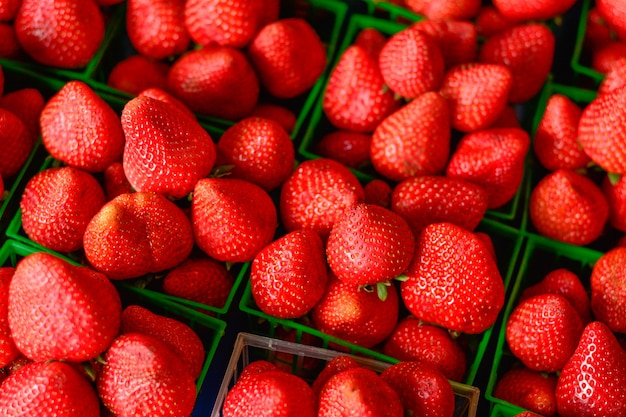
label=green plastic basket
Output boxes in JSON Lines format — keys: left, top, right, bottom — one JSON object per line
{"left": 570, "top": 0, "right": 605, "bottom": 86}
{"left": 489, "top": 403, "right": 529, "bottom": 417}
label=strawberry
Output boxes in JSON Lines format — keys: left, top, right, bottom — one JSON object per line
{"left": 411, "top": 19, "right": 478, "bottom": 68}
{"left": 326, "top": 203, "right": 415, "bottom": 290}
{"left": 0, "top": 0, "right": 20, "bottom": 21}
{"left": 591, "top": 41, "right": 626, "bottom": 74}
{"left": 120, "top": 305, "right": 205, "bottom": 379}
{"left": 492, "top": 0, "right": 576, "bottom": 21}
{"left": 247, "top": 18, "right": 327, "bottom": 99}
{"left": 529, "top": 169, "right": 609, "bottom": 245}
{"left": 106, "top": 54, "right": 170, "bottom": 96}
{"left": 533, "top": 93, "right": 590, "bottom": 171}
{"left": 401, "top": 222, "right": 505, "bottom": 334}
{"left": 138, "top": 87, "right": 196, "bottom": 119}
{"left": 506, "top": 293, "right": 584, "bottom": 372}
{"left": 126, "top": 0, "right": 189, "bottom": 60}
{"left": 371, "top": 91, "right": 451, "bottom": 182}
{"left": 121, "top": 94, "right": 216, "bottom": 199}
{"left": 279, "top": 158, "right": 364, "bottom": 242}
{"left": 311, "top": 273, "right": 399, "bottom": 348}
{"left": 555, "top": 321, "right": 626, "bottom": 417}
{"left": 0, "top": 108, "right": 27, "bottom": 179}
{"left": 0, "top": 267, "right": 18, "bottom": 368}
{"left": 237, "top": 360, "right": 279, "bottom": 383}
{"left": 216, "top": 116, "right": 295, "bottom": 191}
{"left": 20, "top": 167, "right": 107, "bottom": 253}
{"left": 354, "top": 27, "right": 387, "bottom": 60}
{"left": 311, "top": 355, "right": 361, "bottom": 395}
{"left": 97, "top": 332, "right": 197, "bottom": 417}
{"left": 383, "top": 316, "right": 467, "bottom": 382}
{"left": 8, "top": 251, "right": 122, "bottom": 362}
{"left": 167, "top": 46, "right": 260, "bottom": 120}
{"left": 0, "top": 87, "right": 45, "bottom": 150}
{"left": 14, "top": 0, "right": 105, "bottom": 68}
{"left": 439, "top": 62, "right": 513, "bottom": 132}
{"left": 249, "top": 103, "right": 297, "bottom": 134}
{"left": 584, "top": 6, "right": 617, "bottom": 53}
{"left": 597, "top": 0, "right": 626, "bottom": 42}
{"left": 364, "top": 178, "right": 392, "bottom": 208}
{"left": 103, "top": 161, "right": 133, "bottom": 200}
{"left": 381, "top": 361, "right": 456, "bottom": 417}
{"left": 0, "top": 361, "right": 100, "bottom": 416}
{"left": 191, "top": 177, "right": 278, "bottom": 263}
{"left": 603, "top": 173, "right": 626, "bottom": 232}
{"left": 404, "top": 0, "right": 481, "bottom": 20}
{"left": 475, "top": 5, "right": 517, "bottom": 38}
{"left": 494, "top": 366, "right": 558, "bottom": 417}
{"left": 590, "top": 247, "right": 626, "bottom": 333}
{"left": 391, "top": 175, "right": 488, "bottom": 237}
{"left": 162, "top": 256, "right": 234, "bottom": 309}
{"left": 0, "top": 23, "right": 21, "bottom": 59}
{"left": 322, "top": 45, "right": 400, "bottom": 133}
{"left": 83, "top": 191, "right": 195, "bottom": 279}
{"left": 314, "top": 130, "right": 372, "bottom": 169}
{"left": 598, "top": 57, "right": 626, "bottom": 96}
{"left": 378, "top": 26, "right": 445, "bottom": 99}
{"left": 446, "top": 127, "right": 529, "bottom": 209}
{"left": 40, "top": 80, "right": 125, "bottom": 173}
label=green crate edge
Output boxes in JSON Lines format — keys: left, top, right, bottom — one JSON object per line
{"left": 489, "top": 402, "right": 528, "bottom": 417}
{"left": 570, "top": 0, "right": 605, "bottom": 85}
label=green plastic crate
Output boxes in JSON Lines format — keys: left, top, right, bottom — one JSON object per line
{"left": 489, "top": 403, "right": 528, "bottom": 417}
{"left": 570, "top": 0, "right": 605, "bottom": 86}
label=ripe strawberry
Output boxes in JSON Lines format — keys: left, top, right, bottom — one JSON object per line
{"left": 311, "top": 355, "right": 361, "bottom": 395}
{"left": 8, "top": 251, "right": 122, "bottom": 362}
{"left": 529, "top": 169, "right": 609, "bottom": 245}
{"left": 446, "top": 127, "right": 529, "bottom": 209}
{"left": 492, "top": 0, "right": 577, "bottom": 21}
{"left": 322, "top": 45, "right": 400, "bottom": 133}
{"left": 439, "top": 62, "right": 513, "bottom": 132}
{"left": 312, "top": 273, "right": 399, "bottom": 348}
{"left": 383, "top": 316, "right": 467, "bottom": 382}
{"left": 401, "top": 222, "right": 505, "bottom": 334}
{"left": 404, "top": 0, "right": 481, "bottom": 20}
{"left": 103, "top": 161, "right": 133, "bottom": 201}
{"left": 120, "top": 305, "right": 205, "bottom": 380}
{"left": 391, "top": 175, "right": 488, "bottom": 237}
{"left": 20, "top": 166, "right": 107, "bottom": 253}
{"left": 106, "top": 54, "right": 170, "bottom": 95}
{"left": 598, "top": 57, "right": 626, "bottom": 96}
{"left": 506, "top": 293, "right": 584, "bottom": 372}
{"left": 313, "top": 130, "right": 372, "bottom": 169}
{"left": 248, "top": 18, "right": 326, "bottom": 99}
{"left": 191, "top": 177, "right": 278, "bottom": 263}
{"left": 533, "top": 93, "right": 590, "bottom": 171}
{"left": 378, "top": 26, "right": 445, "bottom": 99}
{"left": 381, "top": 361, "right": 456, "bottom": 417}
{"left": 597, "top": 0, "right": 626, "bottom": 42}
{"left": 592, "top": 41, "right": 626, "bottom": 74}
{"left": 0, "top": 267, "right": 18, "bottom": 368}
{"left": 475, "top": 5, "right": 517, "bottom": 38}
{"left": 590, "top": 247, "right": 626, "bottom": 333}
{"left": 138, "top": 87, "right": 196, "bottom": 119}
{"left": 14, "top": 0, "right": 105, "bottom": 68}
{"left": 411, "top": 19, "right": 478, "bottom": 68}
{"left": 494, "top": 366, "right": 558, "bottom": 417}
{"left": 83, "top": 191, "right": 195, "bottom": 279}
{"left": 249, "top": 103, "right": 297, "bottom": 134}
{"left": 126, "top": 0, "right": 189, "bottom": 60}
{"left": 364, "top": 178, "right": 392, "bottom": 208}
{"left": 603, "top": 173, "right": 626, "bottom": 232}
{"left": 40, "top": 80, "right": 125, "bottom": 173}
{"left": 167, "top": 46, "right": 260, "bottom": 120}
{"left": 0, "top": 23, "right": 21, "bottom": 59}
{"left": 162, "top": 256, "right": 234, "bottom": 309}
{"left": 0, "top": 87, "right": 45, "bottom": 150}
{"left": 354, "top": 27, "right": 387, "bottom": 60}
{"left": 279, "top": 158, "right": 364, "bottom": 242}
{"left": 584, "top": 6, "right": 617, "bottom": 53}
{"left": 97, "top": 332, "right": 197, "bottom": 417}
{"left": 237, "top": 360, "right": 279, "bottom": 383}
{"left": 555, "top": 321, "right": 626, "bottom": 417}
{"left": 0, "top": 361, "right": 100, "bottom": 416}
{"left": 0, "top": 0, "right": 20, "bottom": 21}
{"left": 121, "top": 94, "right": 216, "bottom": 199}
{"left": 371, "top": 91, "right": 451, "bottom": 182}
{"left": 216, "top": 116, "right": 295, "bottom": 191}
{"left": 0, "top": 108, "right": 27, "bottom": 179}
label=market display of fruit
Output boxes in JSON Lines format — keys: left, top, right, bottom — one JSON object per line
{"left": 0, "top": 0, "right": 625, "bottom": 416}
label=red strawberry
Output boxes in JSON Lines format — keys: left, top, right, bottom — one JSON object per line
{"left": 590, "top": 247, "right": 626, "bottom": 333}
{"left": 529, "top": 169, "right": 609, "bottom": 245}
{"left": 8, "top": 251, "right": 121, "bottom": 362}
{"left": 251, "top": 229, "right": 328, "bottom": 319}
{"left": 120, "top": 305, "right": 205, "bottom": 379}
{"left": 439, "top": 62, "right": 513, "bottom": 132}
{"left": 216, "top": 116, "right": 295, "bottom": 191}
{"left": 322, "top": 45, "right": 400, "bottom": 133}
{"left": 138, "top": 87, "right": 196, "bottom": 119}
{"left": 121, "top": 94, "right": 216, "bottom": 199}
{"left": 14, "top": 0, "right": 105, "bottom": 68}
{"left": 492, "top": 0, "right": 576, "bottom": 21}
{"left": 311, "top": 355, "right": 361, "bottom": 395}
{"left": 20, "top": 166, "right": 107, "bottom": 253}
{"left": 354, "top": 27, "right": 387, "bottom": 60}
{"left": 83, "top": 192, "right": 195, "bottom": 279}
{"left": 592, "top": 41, "right": 626, "bottom": 74}
{"left": 598, "top": 57, "right": 626, "bottom": 96}
{"left": 0, "top": 87, "right": 45, "bottom": 150}
{"left": 371, "top": 91, "right": 451, "bottom": 182}
{"left": 191, "top": 177, "right": 278, "bottom": 263}
{"left": 162, "top": 257, "right": 234, "bottom": 309}
{"left": 279, "top": 158, "right": 364, "bottom": 242}
{"left": 401, "top": 222, "right": 505, "bottom": 334}
{"left": 248, "top": 18, "right": 326, "bottom": 99}
{"left": 378, "top": 26, "right": 445, "bottom": 99}
{"left": 0, "top": 108, "right": 27, "bottom": 179}
{"left": 312, "top": 273, "right": 399, "bottom": 348}
{"left": 506, "top": 293, "right": 584, "bottom": 372}
{"left": 404, "top": 0, "right": 481, "bottom": 20}
{"left": 475, "top": 5, "right": 517, "bottom": 38}
{"left": 237, "top": 360, "right": 279, "bottom": 383}
{"left": 0, "top": 0, "right": 20, "bottom": 21}
{"left": 167, "top": 46, "right": 260, "bottom": 120}
{"left": 584, "top": 6, "right": 617, "bottom": 53}
{"left": 391, "top": 175, "right": 488, "bottom": 237}
{"left": 411, "top": 19, "right": 478, "bottom": 68}
{"left": 597, "top": 0, "right": 626, "bottom": 42}
{"left": 40, "top": 80, "right": 125, "bottom": 173}
{"left": 0, "top": 23, "right": 21, "bottom": 59}
{"left": 533, "top": 93, "right": 590, "bottom": 171}
{"left": 314, "top": 130, "right": 372, "bottom": 169}
{"left": 491, "top": 105, "right": 521, "bottom": 128}
{"left": 603, "top": 173, "right": 626, "bottom": 232}
{"left": 249, "top": 103, "right": 297, "bottom": 134}
{"left": 97, "top": 332, "right": 197, "bottom": 417}
{"left": 126, "top": 0, "right": 189, "bottom": 60}
{"left": 103, "top": 161, "right": 133, "bottom": 201}
{"left": 494, "top": 366, "right": 559, "bottom": 417}
{"left": 364, "top": 178, "right": 392, "bottom": 208}
{"left": 0, "top": 267, "right": 18, "bottom": 368}
{"left": 555, "top": 321, "right": 626, "bottom": 417}
{"left": 381, "top": 361, "right": 456, "bottom": 417}
{"left": 107, "top": 54, "right": 170, "bottom": 95}
{"left": 383, "top": 316, "right": 467, "bottom": 382}
{"left": 0, "top": 361, "right": 100, "bottom": 416}
{"left": 446, "top": 127, "right": 530, "bottom": 209}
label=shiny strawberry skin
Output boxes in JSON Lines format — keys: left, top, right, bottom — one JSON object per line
{"left": 594, "top": 0, "right": 626, "bottom": 42}
{"left": 107, "top": 54, "right": 170, "bottom": 95}
{"left": 411, "top": 19, "right": 478, "bottom": 68}
{"left": 311, "top": 356, "right": 361, "bottom": 395}
{"left": 0, "top": 108, "right": 27, "bottom": 179}
{"left": 0, "top": 87, "right": 45, "bottom": 151}
{"left": 494, "top": 366, "right": 559, "bottom": 417}
{"left": 314, "top": 130, "right": 372, "bottom": 169}
{"left": 0, "top": 267, "right": 18, "bottom": 368}
{"left": 353, "top": 27, "right": 387, "bottom": 60}
{"left": 404, "top": 0, "right": 481, "bottom": 20}
{"left": 590, "top": 247, "right": 626, "bottom": 333}
{"left": 602, "top": 173, "right": 626, "bottom": 232}
{"left": 492, "top": 0, "right": 576, "bottom": 23}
